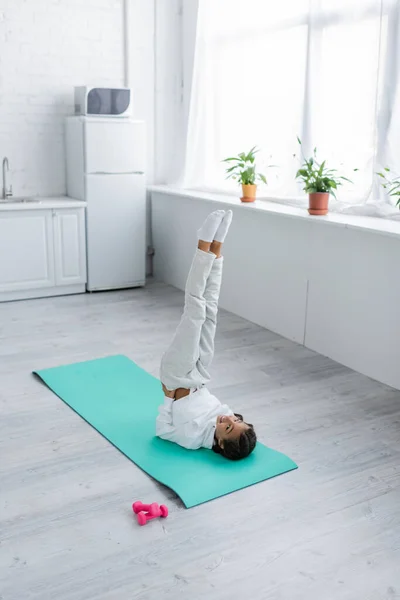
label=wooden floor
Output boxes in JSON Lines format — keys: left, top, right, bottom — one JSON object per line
{"left": 1, "top": 282, "right": 399, "bottom": 600}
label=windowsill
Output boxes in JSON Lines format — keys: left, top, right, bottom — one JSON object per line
{"left": 149, "top": 185, "right": 400, "bottom": 239}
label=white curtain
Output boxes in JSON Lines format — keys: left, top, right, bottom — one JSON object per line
{"left": 181, "top": 0, "right": 400, "bottom": 218}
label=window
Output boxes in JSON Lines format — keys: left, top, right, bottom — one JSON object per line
{"left": 183, "top": 0, "right": 400, "bottom": 212}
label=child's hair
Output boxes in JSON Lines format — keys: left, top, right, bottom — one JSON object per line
{"left": 212, "top": 413, "right": 257, "bottom": 461}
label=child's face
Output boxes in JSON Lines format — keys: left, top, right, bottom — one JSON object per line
{"left": 215, "top": 415, "right": 250, "bottom": 446}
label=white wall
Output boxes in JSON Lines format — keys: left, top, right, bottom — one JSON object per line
{"left": 0, "top": 0, "right": 125, "bottom": 197}
{"left": 126, "top": 0, "right": 155, "bottom": 183}
{"left": 0, "top": 0, "right": 179, "bottom": 194}
{"left": 154, "top": 0, "right": 183, "bottom": 184}
{"left": 0, "top": 0, "right": 182, "bottom": 274}
{"left": 152, "top": 190, "right": 400, "bottom": 391}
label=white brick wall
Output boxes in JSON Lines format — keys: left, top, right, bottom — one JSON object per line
{"left": 0, "top": 0, "right": 124, "bottom": 197}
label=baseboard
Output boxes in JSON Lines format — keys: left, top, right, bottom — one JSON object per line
{"left": 0, "top": 284, "right": 86, "bottom": 303}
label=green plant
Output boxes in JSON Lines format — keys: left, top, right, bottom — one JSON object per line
{"left": 377, "top": 167, "right": 400, "bottom": 208}
{"left": 222, "top": 147, "right": 268, "bottom": 186}
{"left": 295, "top": 137, "right": 354, "bottom": 197}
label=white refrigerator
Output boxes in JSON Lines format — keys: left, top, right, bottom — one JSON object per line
{"left": 65, "top": 117, "right": 146, "bottom": 291}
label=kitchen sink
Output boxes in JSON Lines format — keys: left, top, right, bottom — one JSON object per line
{"left": 0, "top": 197, "right": 40, "bottom": 204}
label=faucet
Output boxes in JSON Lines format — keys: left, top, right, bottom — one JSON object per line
{"left": 2, "top": 157, "right": 13, "bottom": 200}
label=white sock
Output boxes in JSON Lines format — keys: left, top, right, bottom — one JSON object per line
{"left": 197, "top": 210, "right": 225, "bottom": 242}
{"left": 214, "top": 210, "right": 233, "bottom": 242}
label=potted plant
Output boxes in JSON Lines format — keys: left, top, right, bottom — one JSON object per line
{"left": 222, "top": 147, "right": 268, "bottom": 202}
{"left": 295, "top": 138, "right": 354, "bottom": 215}
{"left": 377, "top": 167, "right": 400, "bottom": 208}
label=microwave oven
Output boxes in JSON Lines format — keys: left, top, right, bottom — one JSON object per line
{"left": 74, "top": 86, "right": 132, "bottom": 117}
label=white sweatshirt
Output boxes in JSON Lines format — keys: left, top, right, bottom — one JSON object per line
{"left": 156, "top": 387, "right": 234, "bottom": 450}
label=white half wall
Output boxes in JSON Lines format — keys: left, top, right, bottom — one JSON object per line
{"left": 151, "top": 189, "right": 400, "bottom": 391}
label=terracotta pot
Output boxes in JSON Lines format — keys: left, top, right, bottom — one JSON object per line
{"left": 241, "top": 184, "right": 257, "bottom": 203}
{"left": 308, "top": 192, "right": 330, "bottom": 216}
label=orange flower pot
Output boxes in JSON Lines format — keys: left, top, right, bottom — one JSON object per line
{"left": 308, "top": 192, "right": 329, "bottom": 215}
{"left": 241, "top": 184, "right": 257, "bottom": 202}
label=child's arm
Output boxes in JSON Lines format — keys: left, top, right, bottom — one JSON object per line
{"left": 156, "top": 395, "right": 201, "bottom": 449}
{"left": 156, "top": 394, "right": 177, "bottom": 440}
{"left": 162, "top": 383, "right": 176, "bottom": 398}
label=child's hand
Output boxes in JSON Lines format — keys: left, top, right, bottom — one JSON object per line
{"left": 162, "top": 383, "right": 176, "bottom": 399}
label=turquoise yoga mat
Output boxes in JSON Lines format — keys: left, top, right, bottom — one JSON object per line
{"left": 34, "top": 355, "right": 297, "bottom": 508}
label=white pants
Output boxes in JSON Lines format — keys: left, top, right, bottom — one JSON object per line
{"left": 160, "top": 249, "right": 223, "bottom": 390}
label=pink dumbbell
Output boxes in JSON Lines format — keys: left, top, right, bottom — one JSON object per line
{"left": 132, "top": 501, "right": 159, "bottom": 515}
{"left": 132, "top": 501, "right": 168, "bottom": 526}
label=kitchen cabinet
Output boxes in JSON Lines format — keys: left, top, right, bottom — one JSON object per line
{"left": 0, "top": 201, "right": 86, "bottom": 302}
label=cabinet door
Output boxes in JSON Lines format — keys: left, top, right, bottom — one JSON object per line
{"left": 0, "top": 210, "right": 55, "bottom": 292}
{"left": 53, "top": 208, "right": 87, "bottom": 286}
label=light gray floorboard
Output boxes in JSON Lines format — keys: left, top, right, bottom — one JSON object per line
{"left": 0, "top": 282, "right": 399, "bottom": 600}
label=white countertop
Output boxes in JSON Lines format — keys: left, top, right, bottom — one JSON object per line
{"left": 0, "top": 196, "right": 86, "bottom": 211}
